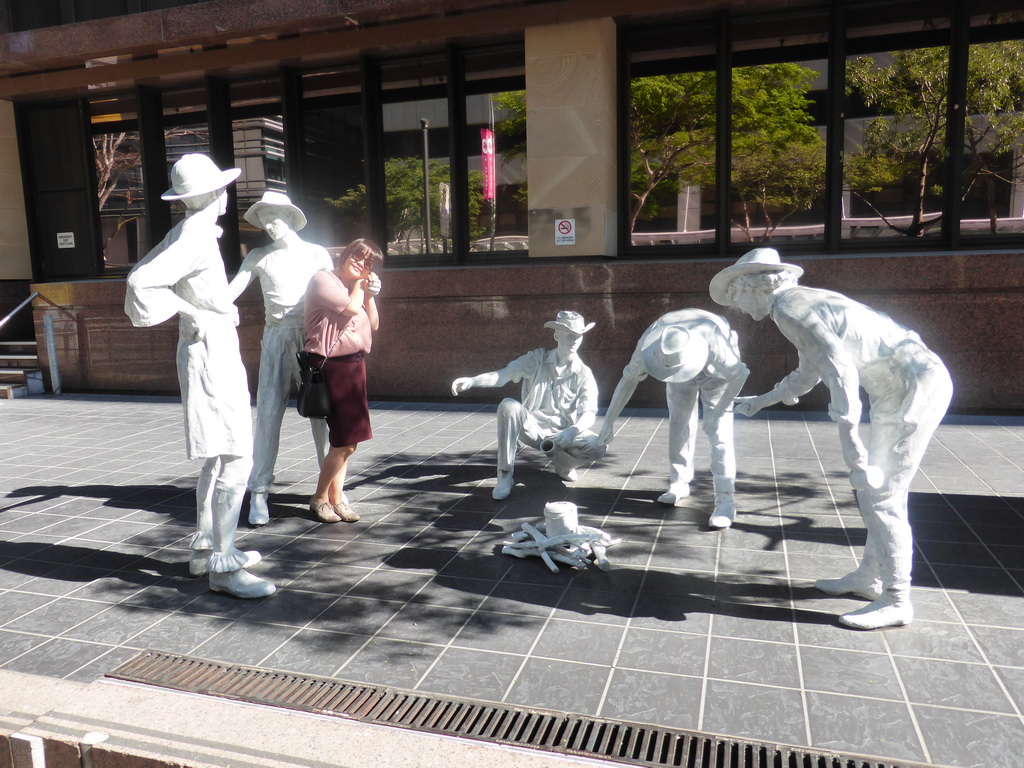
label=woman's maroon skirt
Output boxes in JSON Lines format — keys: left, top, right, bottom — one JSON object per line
{"left": 315, "top": 352, "right": 372, "bottom": 447}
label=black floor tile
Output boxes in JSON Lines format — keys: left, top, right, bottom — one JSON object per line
{"left": 451, "top": 610, "right": 546, "bottom": 654}
{"left": 417, "top": 647, "right": 523, "bottom": 701}
{"left": 883, "top": 619, "right": 985, "bottom": 663}
{"left": 531, "top": 618, "right": 624, "bottom": 665}
{"left": 601, "top": 668, "right": 703, "bottom": 730}
{"left": 615, "top": 627, "right": 708, "bottom": 677}
{"left": 805, "top": 692, "right": 926, "bottom": 763}
{"left": 339, "top": 637, "right": 443, "bottom": 688}
{"left": 701, "top": 679, "right": 807, "bottom": 746}
{"left": 894, "top": 656, "right": 1016, "bottom": 712}
{"left": 504, "top": 657, "right": 609, "bottom": 715}
{"left": 800, "top": 646, "right": 903, "bottom": 699}
{"left": 706, "top": 636, "right": 801, "bottom": 688}
{"left": 914, "top": 706, "right": 1024, "bottom": 768}
{"left": 257, "top": 628, "right": 367, "bottom": 678}
{"left": 3, "top": 636, "right": 116, "bottom": 678}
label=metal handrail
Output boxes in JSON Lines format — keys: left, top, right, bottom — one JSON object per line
{"left": 0, "top": 290, "right": 39, "bottom": 332}
{"left": 0, "top": 290, "right": 62, "bottom": 396}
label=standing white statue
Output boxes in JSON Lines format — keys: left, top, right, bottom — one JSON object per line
{"left": 596, "top": 309, "right": 749, "bottom": 529}
{"left": 226, "top": 191, "right": 333, "bottom": 526}
{"left": 710, "top": 248, "right": 952, "bottom": 629}
{"left": 451, "top": 311, "right": 601, "bottom": 500}
{"left": 125, "top": 153, "right": 275, "bottom": 599}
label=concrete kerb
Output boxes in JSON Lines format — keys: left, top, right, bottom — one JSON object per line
{"left": 0, "top": 669, "right": 614, "bottom": 768}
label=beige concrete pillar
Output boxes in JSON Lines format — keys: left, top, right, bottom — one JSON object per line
{"left": 0, "top": 99, "right": 31, "bottom": 280}
{"left": 525, "top": 17, "right": 617, "bottom": 258}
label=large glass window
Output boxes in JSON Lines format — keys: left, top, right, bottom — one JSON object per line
{"left": 841, "top": 1, "right": 952, "bottom": 241}
{"left": 464, "top": 47, "right": 528, "bottom": 254}
{"left": 842, "top": 46, "right": 950, "bottom": 241}
{"left": 730, "top": 60, "right": 826, "bottom": 244}
{"left": 379, "top": 56, "right": 449, "bottom": 259}
{"left": 231, "top": 77, "right": 285, "bottom": 254}
{"left": 302, "top": 67, "right": 365, "bottom": 249}
{"left": 960, "top": 37, "right": 1024, "bottom": 237}
{"left": 730, "top": 12, "right": 828, "bottom": 246}
{"left": 90, "top": 95, "right": 146, "bottom": 270}
{"left": 626, "top": 22, "right": 718, "bottom": 247}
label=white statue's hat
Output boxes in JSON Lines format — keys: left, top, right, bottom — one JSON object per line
{"left": 638, "top": 325, "right": 709, "bottom": 384}
{"left": 545, "top": 310, "right": 595, "bottom": 335}
{"left": 161, "top": 153, "right": 241, "bottom": 201}
{"left": 709, "top": 248, "right": 804, "bottom": 306}
{"left": 243, "top": 190, "right": 307, "bottom": 232}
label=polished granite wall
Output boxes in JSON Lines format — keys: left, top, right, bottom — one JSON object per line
{"left": 29, "top": 251, "right": 1024, "bottom": 411}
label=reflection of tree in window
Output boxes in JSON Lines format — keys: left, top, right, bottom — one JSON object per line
{"left": 629, "top": 73, "right": 716, "bottom": 235}
{"left": 731, "top": 63, "right": 825, "bottom": 242}
{"left": 844, "top": 48, "right": 948, "bottom": 238}
{"left": 962, "top": 41, "right": 1024, "bottom": 234}
{"left": 326, "top": 160, "right": 484, "bottom": 253}
{"left": 93, "top": 132, "right": 143, "bottom": 264}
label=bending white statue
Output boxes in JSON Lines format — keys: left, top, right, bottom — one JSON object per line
{"left": 596, "top": 309, "right": 749, "bottom": 529}
{"left": 710, "top": 248, "right": 952, "bottom": 629}
{"left": 451, "top": 311, "right": 602, "bottom": 500}
{"left": 226, "top": 191, "right": 333, "bottom": 526}
{"left": 125, "top": 153, "right": 274, "bottom": 599}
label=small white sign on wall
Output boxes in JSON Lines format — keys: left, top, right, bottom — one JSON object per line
{"left": 554, "top": 218, "right": 575, "bottom": 246}
{"left": 56, "top": 232, "right": 76, "bottom": 249}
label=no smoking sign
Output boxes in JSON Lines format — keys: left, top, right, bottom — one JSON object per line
{"left": 554, "top": 218, "right": 575, "bottom": 246}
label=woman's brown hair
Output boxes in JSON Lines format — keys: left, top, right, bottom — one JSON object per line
{"left": 340, "top": 238, "right": 384, "bottom": 271}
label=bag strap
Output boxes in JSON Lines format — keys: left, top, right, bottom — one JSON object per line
{"left": 317, "top": 332, "right": 343, "bottom": 371}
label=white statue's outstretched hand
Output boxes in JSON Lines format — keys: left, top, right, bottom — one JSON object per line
{"left": 734, "top": 395, "right": 768, "bottom": 417}
{"left": 451, "top": 377, "right": 474, "bottom": 396}
{"left": 850, "top": 466, "right": 885, "bottom": 490}
{"left": 364, "top": 272, "right": 382, "bottom": 297}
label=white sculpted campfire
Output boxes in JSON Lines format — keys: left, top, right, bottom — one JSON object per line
{"left": 502, "top": 502, "right": 620, "bottom": 572}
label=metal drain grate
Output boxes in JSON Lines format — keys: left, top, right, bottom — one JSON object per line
{"left": 108, "top": 650, "right": 929, "bottom": 768}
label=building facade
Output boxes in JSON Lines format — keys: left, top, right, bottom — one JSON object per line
{"left": 0, "top": 0, "right": 1021, "bottom": 409}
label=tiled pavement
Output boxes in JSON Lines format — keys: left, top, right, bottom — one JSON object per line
{"left": 1, "top": 394, "right": 1023, "bottom": 768}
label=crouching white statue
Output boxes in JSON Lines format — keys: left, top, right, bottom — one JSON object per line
{"left": 125, "top": 153, "right": 274, "bottom": 599}
{"left": 596, "top": 309, "right": 749, "bottom": 529}
{"left": 711, "top": 248, "right": 952, "bottom": 629}
{"left": 451, "top": 311, "right": 603, "bottom": 500}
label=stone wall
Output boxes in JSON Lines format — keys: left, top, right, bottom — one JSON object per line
{"left": 31, "top": 251, "right": 1024, "bottom": 412}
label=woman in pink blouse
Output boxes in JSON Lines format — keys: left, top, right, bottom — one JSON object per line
{"left": 303, "top": 239, "right": 382, "bottom": 523}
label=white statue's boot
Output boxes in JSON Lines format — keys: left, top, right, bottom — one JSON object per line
{"left": 493, "top": 469, "right": 514, "bottom": 500}
{"left": 815, "top": 570, "right": 884, "bottom": 600}
{"left": 248, "top": 491, "right": 270, "bottom": 526}
{"left": 190, "top": 549, "right": 262, "bottom": 577}
{"left": 657, "top": 482, "right": 690, "bottom": 506}
{"left": 206, "top": 485, "right": 274, "bottom": 598}
{"left": 816, "top": 531, "right": 884, "bottom": 600}
{"left": 708, "top": 492, "right": 736, "bottom": 529}
{"left": 210, "top": 568, "right": 277, "bottom": 599}
{"left": 189, "top": 467, "right": 217, "bottom": 575}
{"left": 839, "top": 589, "right": 913, "bottom": 630}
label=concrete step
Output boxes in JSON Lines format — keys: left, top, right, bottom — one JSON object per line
{"left": 0, "top": 356, "right": 41, "bottom": 367}
{"left": 0, "top": 368, "right": 43, "bottom": 396}
{"left": 0, "top": 383, "right": 28, "bottom": 399}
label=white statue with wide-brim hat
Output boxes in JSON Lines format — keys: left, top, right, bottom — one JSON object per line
{"left": 226, "top": 190, "right": 340, "bottom": 526}
{"left": 595, "top": 309, "right": 749, "bottom": 528}
{"left": 712, "top": 247, "right": 952, "bottom": 629}
{"left": 451, "top": 310, "right": 603, "bottom": 500}
{"left": 125, "top": 153, "right": 275, "bottom": 599}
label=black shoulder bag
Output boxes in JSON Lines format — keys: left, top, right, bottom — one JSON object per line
{"left": 296, "top": 334, "right": 341, "bottom": 419}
